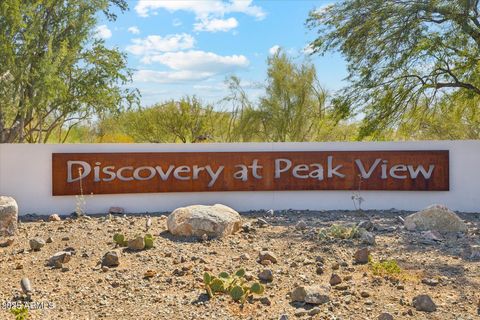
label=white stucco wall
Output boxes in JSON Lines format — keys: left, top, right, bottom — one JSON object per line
{"left": 0, "top": 141, "right": 479, "bottom": 215}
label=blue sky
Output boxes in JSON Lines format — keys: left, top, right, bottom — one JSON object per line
{"left": 96, "top": 0, "right": 346, "bottom": 107}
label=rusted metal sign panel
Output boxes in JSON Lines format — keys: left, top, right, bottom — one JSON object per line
{"left": 52, "top": 151, "right": 449, "bottom": 195}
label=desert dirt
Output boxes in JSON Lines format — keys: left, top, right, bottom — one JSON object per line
{"left": 0, "top": 209, "right": 479, "bottom": 320}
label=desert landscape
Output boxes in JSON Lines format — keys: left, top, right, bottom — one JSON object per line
{"left": 0, "top": 204, "right": 479, "bottom": 320}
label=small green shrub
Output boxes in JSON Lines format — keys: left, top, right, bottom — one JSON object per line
{"left": 318, "top": 224, "right": 360, "bottom": 240}
{"left": 369, "top": 258, "right": 401, "bottom": 276}
{"left": 10, "top": 306, "right": 29, "bottom": 320}
{"left": 203, "top": 268, "right": 265, "bottom": 303}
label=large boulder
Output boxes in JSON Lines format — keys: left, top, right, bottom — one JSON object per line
{"left": 167, "top": 204, "right": 242, "bottom": 238}
{"left": 0, "top": 196, "right": 18, "bottom": 237}
{"left": 404, "top": 204, "right": 467, "bottom": 233}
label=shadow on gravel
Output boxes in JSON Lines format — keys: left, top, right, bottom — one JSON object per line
{"left": 158, "top": 230, "right": 201, "bottom": 243}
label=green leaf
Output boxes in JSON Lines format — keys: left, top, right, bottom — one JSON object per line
{"left": 209, "top": 278, "right": 225, "bottom": 293}
{"left": 218, "top": 272, "right": 230, "bottom": 279}
{"left": 250, "top": 282, "right": 264, "bottom": 295}
{"left": 203, "top": 272, "right": 212, "bottom": 284}
{"left": 229, "top": 285, "right": 244, "bottom": 301}
{"left": 235, "top": 268, "right": 245, "bottom": 278}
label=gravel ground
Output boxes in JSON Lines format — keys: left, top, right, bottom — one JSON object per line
{"left": 0, "top": 209, "right": 479, "bottom": 320}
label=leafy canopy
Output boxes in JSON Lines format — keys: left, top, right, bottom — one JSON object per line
{"left": 0, "top": 0, "right": 137, "bottom": 143}
{"left": 308, "top": 0, "right": 480, "bottom": 136}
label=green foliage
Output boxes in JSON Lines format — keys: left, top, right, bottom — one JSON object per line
{"left": 307, "top": 0, "right": 480, "bottom": 137}
{"left": 318, "top": 224, "right": 360, "bottom": 240}
{"left": 113, "top": 233, "right": 127, "bottom": 247}
{"left": 10, "top": 306, "right": 29, "bottom": 320}
{"left": 369, "top": 258, "right": 402, "bottom": 276}
{"left": 203, "top": 269, "right": 265, "bottom": 303}
{"left": 113, "top": 233, "right": 154, "bottom": 249}
{"left": 144, "top": 234, "right": 154, "bottom": 249}
{"left": 0, "top": 0, "right": 138, "bottom": 143}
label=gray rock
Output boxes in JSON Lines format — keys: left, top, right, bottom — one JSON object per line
{"left": 108, "top": 207, "right": 125, "bottom": 214}
{"left": 308, "top": 307, "right": 321, "bottom": 316}
{"left": 0, "top": 196, "right": 18, "bottom": 236}
{"left": 29, "top": 238, "right": 46, "bottom": 251}
{"left": 329, "top": 274, "right": 342, "bottom": 286}
{"left": 354, "top": 247, "right": 369, "bottom": 264}
{"left": 258, "top": 251, "right": 278, "bottom": 264}
{"left": 48, "top": 251, "right": 72, "bottom": 268}
{"left": 278, "top": 315, "right": 288, "bottom": 320}
{"left": 128, "top": 236, "right": 145, "bottom": 250}
{"left": 412, "top": 294, "right": 437, "bottom": 312}
{"left": 295, "top": 220, "right": 307, "bottom": 230}
{"left": 378, "top": 313, "right": 394, "bottom": 320}
{"left": 20, "top": 278, "right": 32, "bottom": 295}
{"left": 48, "top": 214, "right": 61, "bottom": 222}
{"left": 358, "top": 220, "right": 374, "bottom": 231}
{"left": 359, "top": 229, "right": 376, "bottom": 245}
{"left": 102, "top": 251, "right": 120, "bottom": 267}
{"left": 258, "top": 269, "right": 273, "bottom": 282}
{"left": 167, "top": 204, "right": 242, "bottom": 237}
{"left": 291, "top": 285, "right": 329, "bottom": 305}
{"left": 404, "top": 204, "right": 467, "bottom": 233}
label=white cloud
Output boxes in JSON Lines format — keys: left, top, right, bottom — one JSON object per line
{"left": 95, "top": 25, "right": 112, "bottom": 39}
{"left": 269, "top": 45, "right": 280, "bottom": 55}
{"left": 128, "top": 26, "right": 140, "bottom": 34}
{"left": 134, "top": 70, "right": 214, "bottom": 83}
{"left": 126, "top": 34, "right": 195, "bottom": 55}
{"left": 172, "top": 18, "right": 182, "bottom": 27}
{"left": 194, "top": 17, "right": 238, "bottom": 32}
{"left": 134, "top": 51, "right": 249, "bottom": 84}
{"left": 135, "top": 0, "right": 265, "bottom": 20}
{"left": 142, "top": 50, "right": 249, "bottom": 72}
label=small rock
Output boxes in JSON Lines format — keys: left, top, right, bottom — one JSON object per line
{"left": 295, "top": 220, "right": 307, "bottom": 230}
{"left": 278, "top": 315, "right": 288, "bottom": 320}
{"left": 201, "top": 233, "right": 208, "bottom": 242}
{"left": 20, "top": 278, "right": 32, "bottom": 295}
{"left": 329, "top": 274, "right": 342, "bottom": 286}
{"left": 332, "top": 262, "right": 340, "bottom": 270}
{"left": 29, "top": 238, "right": 46, "bottom": 251}
{"left": 48, "top": 214, "right": 61, "bottom": 222}
{"left": 291, "top": 285, "right": 329, "bottom": 305}
{"left": 421, "top": 278, "right": 439, "bottom": 286}
{"left": 412, "top": 294, "right": 437, "bottom": 312}
{"left": 308, "top": 307, "right": 321, "bottom": 316}
{"left": 258, "top": 269, "right": 273, "bottom": 282}
{"left": 61, "top": 236, "right": 70, "bottom": 241}
{"left": 260, "top": 297, "right": 271, "bottom": 306}
{"left": 316, "top": 266, "right": 324, "bottom": 275}
{"left": 48, "top": 251, "right": 72, "bottom": 268}
{"left": 102, "top": 251, "right": 120, "bottom": 267}
{"left": 128, "top": 236, "right": 145, "bottom": 250}
{"left": 294, "top": 309, "right": 307, "bottom": 317}
{"left": 109, "top": 207, "right": 125, "bottom": 214}
{"left": 354, "top": 248, "right": 369, "bottom": 264}
{"left": 360, "top": 291, "right": 370, "bottom": 298}
{"left": 359, "top": 230, "right": 376, "bottom": 245}
{"left": 358, "top": 220, "right": 374, "bottom": 231}
{"left": 46, "top": 237, "right": 53, "bottom": 243}
{"left": 255, "top": 218, "right": 269, "bottom": 227}
{"left": 378, "top": 313, "right": 394, "bottom": 320}
{"left": 258, "top": 251, "right": 278, "bottom": 264}
{"left": 239, "top": 253, "right": 250, "bottom": 261}
{"left": 421, "top": 230, "right": 443, "bottom": 242}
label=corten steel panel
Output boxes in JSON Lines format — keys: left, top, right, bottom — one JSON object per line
{"left": 52, "top": 151, "right": 449, "bottom": 195}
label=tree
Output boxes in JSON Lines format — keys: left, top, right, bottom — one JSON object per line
{"left": 308, "top": 0, "right": 480, "bottom": 137}
{"left": 226, "top": 51, "right": 327, "bottom": 142}
{"left": 115, "top": 97, "right": 228, "bottom": 143}
{"left": 0, "top": 0, "right": 137, "bottom": 143}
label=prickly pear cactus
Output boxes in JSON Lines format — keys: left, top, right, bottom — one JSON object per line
{"left": 144, "top": 234, "right": 154, "bottom": 249}
{"left": 203, "top": 268, "right": 266, "bottom": 303}
{"left": 113, "top": 233, "right": 127, "bottom": 246}
{"left": 229, "top": 285, "right": 244, "bottom": 301}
